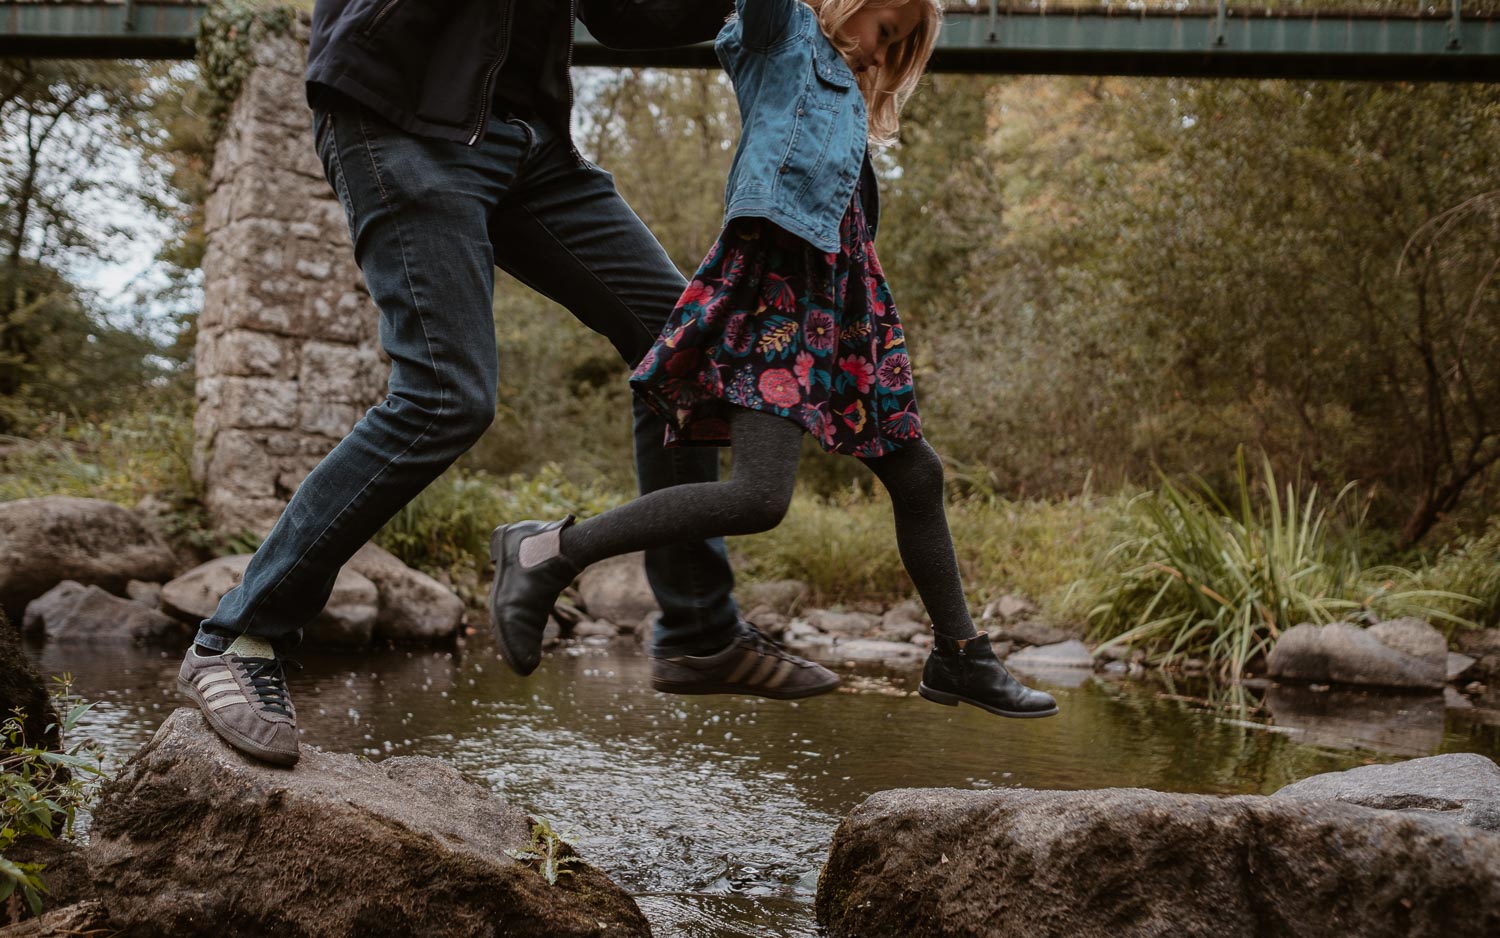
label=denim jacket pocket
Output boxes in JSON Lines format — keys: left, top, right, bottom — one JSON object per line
{"left": 812, "top": 42, "right": 855, "bottom": 90}
{"left": 807, "top": 42, "right": 854, "bottom": 111}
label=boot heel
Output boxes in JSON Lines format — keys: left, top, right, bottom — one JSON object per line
{"left": 918, "top": 682, "right": 959, "bottom": 707}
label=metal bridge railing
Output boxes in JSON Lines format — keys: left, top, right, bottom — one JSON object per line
{"left": 1, "top": 0, "right": 1497, "bottom": 81}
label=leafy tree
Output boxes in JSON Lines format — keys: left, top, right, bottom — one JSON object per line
{"left": 896, "top": 75, "right": 1500, "bottom": 545}
{"left": 0, "top": 60, "right": 178, "bottom": 431}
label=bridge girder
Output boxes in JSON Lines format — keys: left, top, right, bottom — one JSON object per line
{"left": 0, "top": 2, "right": 1496, "bottom": 82}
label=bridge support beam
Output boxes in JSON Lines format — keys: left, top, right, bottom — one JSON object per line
{"left": 1, "top": 3, "right": 1497, "bottom": 81}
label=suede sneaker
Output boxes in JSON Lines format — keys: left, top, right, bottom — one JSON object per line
{"left": 651, "top": 621, "right": 840, "bottom": 700}
{"left": 177, "top": 635, "right": 300, "bottom": 766}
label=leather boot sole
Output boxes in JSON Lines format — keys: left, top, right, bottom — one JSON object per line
{"left": 918, "top": 681, "right": 1060, "bottom": 719}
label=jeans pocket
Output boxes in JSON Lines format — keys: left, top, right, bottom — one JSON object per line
{"left": 313, "top": 108, "right": 334, "bottom": 156}
{"left": 314, "top": 111, "right": 358, "bottom": 238}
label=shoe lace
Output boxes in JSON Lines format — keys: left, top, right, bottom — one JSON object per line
{"left": 232, "top": 656, "right": 300, "bottom": 717}
{"left": 741, "top": 622, "right": 802, "bottom": 665}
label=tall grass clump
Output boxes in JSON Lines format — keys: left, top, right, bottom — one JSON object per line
{"left": 1083, "top": 451, "right": 1477, "bottom": 678}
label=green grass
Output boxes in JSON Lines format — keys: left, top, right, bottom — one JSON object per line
{"left": 4, "top": 395, "right": 1494, "bottom": 650}
{"left": 1081, "top": 451, "right": 1480, "bottom": 678}
{"left": 0, "top": 401, "right": 196, "bottom": 507}
{"left": 1406, "top": 518, "right": 1500, "bottom": 630}
{"left": 731, "top": 483, "right": 1119, "bottom": 615}
{"left": 374, "top": 465, "right": 1119, "bottom": 616}
{"left": 0, "top": 396, "right": 262, "bottom": 559}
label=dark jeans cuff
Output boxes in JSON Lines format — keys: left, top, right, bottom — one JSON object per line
{"left": 650, "top": 615, "right": 742, "bottom": 658}
{"left": 192, "top": 625, "right": 233, "bottom": 653}
{"left": 193, "top": 624, "right": 302, "bottom": 654}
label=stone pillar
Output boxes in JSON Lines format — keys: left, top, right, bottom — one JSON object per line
{"left": 194, "top": 15, "right": 386, "bottom": 536}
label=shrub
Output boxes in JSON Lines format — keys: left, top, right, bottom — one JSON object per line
{"left": 0, "top": 679, "right": 104, "bottom": 918}
{"left": 0, "top": 399, "right": 195, "bottom": 506}
{"left": 1408, "top": 518, "right": 1500, "bottom": 629}
{"left": 1082, "top": 451, "right": 1478, "bottom": 678}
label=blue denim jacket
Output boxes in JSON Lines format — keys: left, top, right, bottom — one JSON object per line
{"left": 717, "top": 0, "right": 878, "bottom": 253}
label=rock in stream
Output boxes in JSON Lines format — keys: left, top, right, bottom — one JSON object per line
{"left": 817, "top": 757, "right": 1500, "bottom": 938}
{"left": 82, "top": 708, "right": 651, "bottom": 937}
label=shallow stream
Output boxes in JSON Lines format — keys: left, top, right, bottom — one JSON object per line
{"left": 26, "top": 637, "right": 1500, "bottom": 937}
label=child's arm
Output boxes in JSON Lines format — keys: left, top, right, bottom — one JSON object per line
{"left": 577, "top": 0, "right": 736, "bottom": 50}
{"left": 736, "top": 0, "right": 798, "bottom": 51}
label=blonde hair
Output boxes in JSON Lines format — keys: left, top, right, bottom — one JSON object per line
{"left": 804, "top": 0, "right": 942, "bottom": 146}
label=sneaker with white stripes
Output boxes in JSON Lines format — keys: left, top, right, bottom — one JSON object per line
{"left": 177, "top": 635, "right": 300, "bottom": 766}
{"left": 650, "top": 621, "right": 840, "bottom": 700}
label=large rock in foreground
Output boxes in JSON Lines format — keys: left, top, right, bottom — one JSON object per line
{"left": 0, "top": 497, "right": 177, "bottom": 620}
{"left": 818, "top": 784, "right": 1500, "bottom": 938}
{"left": 86, "top": 709, "right": 650, "bottom": 937}
{"left": 1273, "top": 752, "right": 1500, "bottom": 831}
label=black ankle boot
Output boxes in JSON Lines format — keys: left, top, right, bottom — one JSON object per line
{"left": 919, "top": 633, "right": 1059, "bottom": 718}
{"left": 488, "top": 516, "right": 579, "bottom": 676}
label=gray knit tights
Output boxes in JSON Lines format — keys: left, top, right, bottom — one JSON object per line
{"left": 558, "top": 407, "right": 978, "bottom": 640}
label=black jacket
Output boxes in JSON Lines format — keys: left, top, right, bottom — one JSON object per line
{"left": 306, "top": 0, "right": 734, "bottom": 146}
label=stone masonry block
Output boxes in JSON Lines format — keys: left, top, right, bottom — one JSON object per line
{"left": 214, "top": 330, "right": 288, "bottom": 378}
{"left": 219, "top": 377, "right": 299, "bottom": 430}
{"left": 299, "top": 401, "right": 365, "bottom": 440}
{"left": 301, "top": 342, "right": 384, "bottom": 404}
{"left": 206, "top": 430, "right": 278, "bottom": 500}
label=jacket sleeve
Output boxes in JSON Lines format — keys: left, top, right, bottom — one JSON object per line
{"left": 577, "top": 0, "right": 738, "bottom": 50}
{"left": 737, "top": 0, "right": 798, "bottom": 51}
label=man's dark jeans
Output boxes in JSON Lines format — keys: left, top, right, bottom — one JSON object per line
{"left": 195, "top": 99, "right": 739, "bottom": 657}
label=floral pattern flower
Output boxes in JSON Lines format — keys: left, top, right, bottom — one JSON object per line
{"left": 805, "top": 310, "right": 837, "bottom": 352}
{"left": 876, "top": 352, "right": 912, "bottom": 392}
{"left": 758, "top": 368, "right": 801, "bottom": 409}
{"left": 629, "top": 180, "right": 919, "bottom": 457}
{"left": 793, "top": 351, "right": 815, "bottom": 391}
{"left": 724, "top": 314, "right": 754, "bottom": 355}
{"left": 838, "top": 355, "right": 875, "bottom": 394}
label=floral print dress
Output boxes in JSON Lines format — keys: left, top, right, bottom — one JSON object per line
{"left": 630, "top": 180, "right": 921, "bottom": 458}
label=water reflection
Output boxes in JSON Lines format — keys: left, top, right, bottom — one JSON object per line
{"left": 26, "top": 638, "right": 1500, "bottom": 938}
{"left": 1262, "top": 683, "right": 1445, "bottom": 757}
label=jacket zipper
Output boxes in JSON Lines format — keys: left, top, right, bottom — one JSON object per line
{"left": 362, "top": 0, "right": 405, "bottom": 37}
{"left": 565, "top": 0, "right": 583, "bottom": 164}
{"left": 468, "top": 0, "right": 516, "bottom": 146}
